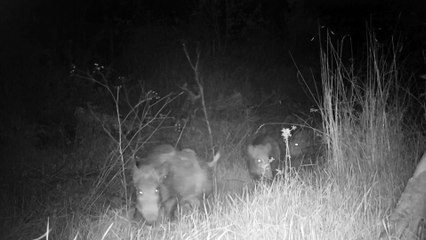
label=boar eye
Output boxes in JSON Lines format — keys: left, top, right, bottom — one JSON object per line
{"left": 137, "top": 190, "right": 143, "bottom": 195}
{"left": 257, "top": 159, "right": 262, "bottom": 163}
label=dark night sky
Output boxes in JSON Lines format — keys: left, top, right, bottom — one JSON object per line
{"left": 0, "top": 0, "right": 425, "bottom": 126}
{"left": 1, "top": 0, "right": 424, "bottom": 69}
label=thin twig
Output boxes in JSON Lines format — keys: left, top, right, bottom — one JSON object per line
{"left": 182, "top": 43, "right": 215, "bottom": 156}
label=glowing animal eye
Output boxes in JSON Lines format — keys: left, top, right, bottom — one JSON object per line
{"left": 137, "top": 190, "right": 143, "bottom": 195}
{"left": 257, "top": 159, "right": 262, "bottom": 163}
{"left": 155, "top": 187, "right": 160, "bottom": 193}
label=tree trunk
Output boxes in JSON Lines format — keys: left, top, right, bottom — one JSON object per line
{"left": 380, "top": 151, "right": 426, "bottom": 240}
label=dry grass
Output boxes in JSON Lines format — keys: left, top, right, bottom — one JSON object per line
{"left": 3, "top": 29, "right": 425, "bottom": 240}
{"left": 28, "top": 170, "right": 387, "bottom": 240}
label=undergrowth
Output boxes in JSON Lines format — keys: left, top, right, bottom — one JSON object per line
{"left": 2, "top": 30, "right": 425, "bottom": 240}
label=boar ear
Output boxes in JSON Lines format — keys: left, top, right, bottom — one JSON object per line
{"left": 248, "top": 145, "right": 256, "bottom": 156}
{"left": 130, "top": 159, "right": 143, "bottom": 184}
{"left": 134, "top": 156, "right": 146, "bottom": 168}
{"left": 261, "top": 143, "right": 271, "bottom": 152}
{"left": 131, "top": 159, "right": 140, "bottom": 175}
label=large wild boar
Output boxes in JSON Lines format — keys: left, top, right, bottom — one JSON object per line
{"left": 131, "top": 144, "right": 175, "bottom": 224}
{"left": 246, "top": 134, "right": 282, "bottom": 182}
{"left": 288, "top": 126, "right": 323, "bottom": 168}
{"left": 131, "top": 145, "right": 220, "bottom": 224}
